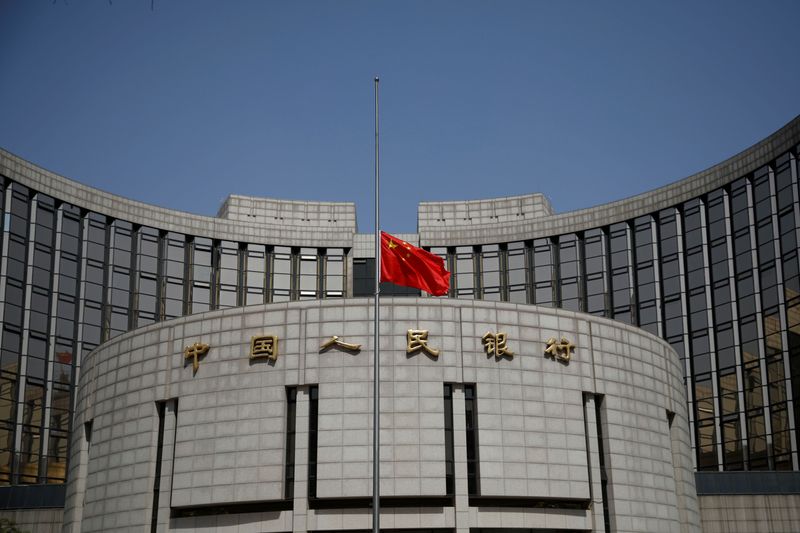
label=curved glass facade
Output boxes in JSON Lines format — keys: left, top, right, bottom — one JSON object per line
{"left": 413, "top": 150, "right": 800, "bottom": 472}
{"left": 0, "top": 117, "right": 797, "bottom": 513}
{"left": 0, "top": 182, "right": 348, "bottom": 488}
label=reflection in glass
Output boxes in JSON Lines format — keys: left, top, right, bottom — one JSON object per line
{"left": 533, "top": 238, "right": 554, "bottom": 307}
{"left": 217, "top": 241, "right": 239, "bottom": 308}
{"left": 163, "top": 233, "right": 186, "bottom": 319}
{"left": 481, "top": 245, "right": 501, "bottom": 301}
{"left": 455, "top": 246, "right": 475, "bottom": 299}
{"left": 190, "top": 237, "right": 213, "bottom": 312}
{"left": 271, "top": 246, "right": 292, "bottom": 302}
{"left": 245, "top": 244, "right": 266, "bottom": 305}
{"left": 507, "top": 241, "right": 528, "bottom": 304}
{"left": 299, "top": 248, "right": 318, "bottom": 300}
{"left": 325, "top": 249, "right": 344, "bottom": 298}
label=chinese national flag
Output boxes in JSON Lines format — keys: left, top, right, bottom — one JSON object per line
{"left": 380, "top": 231, "right": 450, "bottom": 296}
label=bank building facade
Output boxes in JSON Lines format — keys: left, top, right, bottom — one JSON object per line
{"left": 0, "top": 117, "right": 798, "bottom": 532}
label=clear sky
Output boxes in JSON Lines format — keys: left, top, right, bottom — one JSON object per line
{"left": 0, "top": 1, "right": 798, "bottom": 234}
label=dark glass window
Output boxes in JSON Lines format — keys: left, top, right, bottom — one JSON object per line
{"left": 4, "top": 186, "right": 30, "bottom": 372}
{"left": 696, "top": 418, "right": 717, "bottom": 471}
{"left": 352, "top": 258, "right": 371, "bottom": 297}
{"left": 107, "top": 221, "right": 133, "bottom": 339}
{"left": 464, "top": 384, "right": 479, "bottom": 496}
{"left": 271, "top": 246, "right": 292, "bottom": 302}
{"left": 308, "top": 385, "right": 318, "bottom": 499}
{"left": 583, "top": 229, "right": 607, "bottom": 316}
{"left": 163, "top": 233, "right": 186, "bottom": 320}
{"left": 244, "top": 244, "right": 266, "bottom": 305}
{"left": 506, "top": 241, "right": 528, "bottom": 304}
{"left": 216, "top": 241, "right": 240, "bottom": 308}
{"left": 634, "top": 216, "right": 658, "bottom": 334}
{"left": 747, "top": 408, "right": 769, "bottom": 469}
{"left": 284, "top": 387, "right": 297, "bottom": 500}
{"left": 80, "top": 213, "right": 107, "bottom": 354}
{"left": 298, "top": 248, "right": 319, "bottom": 300}
{"left": 7, "top": 184, "right": 30, "bottom": 242}
{"left": 352, "top": 258, "right": 420, "bottom": 297}
{"left": 557, "top": 234, "right": 581, "bottom": 311}
{"left": 443, "top": 383, "right": 454, "bottom": 496}
{"left": 480, "top": 245, "right": 501, "bottom": 301}
{"left": 752, "top": 168, "right": 772, "bottom": 222}
{"left": 20, "top": 378, "right": 44, "bottom": 483}
{"left": 324, "top": 249, "right": 344, "bottom": 298}
{"left": 135, "top": 227, "right": 159, "bottom": 327}
{"left": 190, "top": 237, "right": 213, "bottom": 312}
{"left": 455, "top": 246, "right": 475, "bottom": 299}
{"left": 47, "top": 379, "right": 70, "bottom": 483}
{"left": 719, "top": 368, "right": 739, "bottom": 415}
{"left": 608, "top": 223, "right": 632, "bottom": 323}
{"left": 532, "top": 238, "right": 554, "bottom": 307}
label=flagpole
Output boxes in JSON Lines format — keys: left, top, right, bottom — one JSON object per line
{"left": 372, "top": 75, "right": 381, "bottom": 533}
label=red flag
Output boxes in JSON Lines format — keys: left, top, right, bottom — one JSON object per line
{"left": 380, "top": 231, "right": 450, "bottom": 296}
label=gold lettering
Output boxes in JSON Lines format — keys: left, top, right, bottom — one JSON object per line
{"left": 320, "top": 335, "right": 362, "bottom": 353}
{"left": 184, "top": 342, "right": 210, "bottom": 373}
{"left": 482, "top": 332, "right": 514, "bottom": 358}
{"left": 544, "top": 337, "right": 574, "bottom": 363}
{"left": 406, "top": 329, "right": 440, "bottom": 357}
{"left": 250, "top": 335, "right": 278, "bottom": 361}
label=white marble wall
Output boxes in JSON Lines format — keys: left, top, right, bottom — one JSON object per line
{"left": 63, "top": 298, "right": 699, "bottom": 532}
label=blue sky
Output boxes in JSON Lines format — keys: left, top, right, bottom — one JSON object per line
{"left": 0, "top": 1, "right": 798, "bottom": 234}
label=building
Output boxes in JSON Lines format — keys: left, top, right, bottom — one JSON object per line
{"left": 63, "top": 298, "right": 698, "bottom": 532}
{"left": 0, "top": 115, "right": 796, "bottom": 531}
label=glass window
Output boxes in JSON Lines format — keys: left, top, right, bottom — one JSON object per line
{"left": 583, "top": 229, "right": 607, "bottom": 315}
{"left": 634, "top": 216, "right": 658, "bottom": 333}
{"left": 719, "top": 368, "right": 739, "bottom": 415}
{"left": 480, "top": 245, "right": 501, "bottom": 301}
{"left": 324, "top": 249, "right": 344, "bottom": 298}
{"left": 557, "top": 234, "right": 581, "bottom": 311}
{"left": 455, "top": 246, "right": 475, "bottom": 299}
{"left": 216, "top": 241, "right": 239, "bottom": 308}
{"left": 135, "top": 227, "right": 159, "bottom": 327}
{"left": 284, "top": 387, "right": 297, "bottom": 499}
{"left": 81, "top": 214, "right": 106, "bottom": 351}
{"left": 298, "top": 248, "right": 318, "bottom": 300}
{"left": 464, "top": 384, "right": 480, "bottom": 495}
{"left": 533, "top": 238, "right": 554, "bottom": 307}
{"left": 271, "top": 246, "right": 292, "bottom": 302}
{"left": 7, "top": 184, "right": 30, "bottom": 241}
{"left": 106, "top": 221, "right": 133, "bottom": 338}
{"left": 163, "top": 233, "right": 186, "bottom": 319}
{"left": 506, "top": 241, "right": 528, "bottom": 304}
{"left": 20, "top": 381, "right": 44, "bottom": 483}
{"left": 352, "top": 257, "right": 372, "bottom": 298}
{"left": 244, "top": 244, "right": 266, "bottom": 305}
{"left": 441, "top": 385, "right": 456, "bottom": 497}
{"left": 190, "top": 237, "right": 213, "bottom": 313}
{"left": 608, "top": 223, "right": 632, "bottom": 322}
{"left": 722, "top": 415, "right": 743, "bottom": 470}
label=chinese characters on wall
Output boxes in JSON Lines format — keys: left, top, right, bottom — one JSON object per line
{"left": 251, "top": 335, "right": 278, "bottom": 361}
{"left": 544, "top": 337, "right": 575, "bottom": 363}
{"left": 183, "top": 342, "right": 209, "bottom": 372}
{"left": 183, "top": 329, "right": 574, "bottom": 373}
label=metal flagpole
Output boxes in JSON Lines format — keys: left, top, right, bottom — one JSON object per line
{"left": 372, "top": 75, "right": 381, "bottom": 533}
